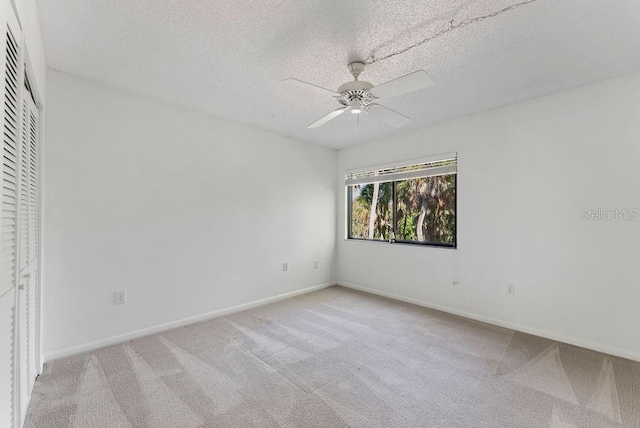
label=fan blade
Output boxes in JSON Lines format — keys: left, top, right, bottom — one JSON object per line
{"left": 283, "top": 78, "right": 340, "bottom": 97}
{"left": 366, "top": 104, "right": 410, "bottom": 128}
{"left": 369, "top": 70, "right": 434, "bottom": 100}
{"left": 307, "top": 107, "right": 348, "bottom": 129}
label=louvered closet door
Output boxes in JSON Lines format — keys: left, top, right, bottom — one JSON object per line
{"left": 13, "top": 95, "right": 38, "bottom": 428}
{"left": 0, "top": 4, "right": 22, "bottom": 427}
{"left": 27, "top": 97, "right": 38, "bottom": 393}
{"left": 17, "top": 93, "right": 30, "bottom": 422}
{"left": 17, "top": 90, "right": 38, "bottom": 425}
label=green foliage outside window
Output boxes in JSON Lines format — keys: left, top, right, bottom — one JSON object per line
{"left": 349, "top": 174, "right": 456, "bottom": 246}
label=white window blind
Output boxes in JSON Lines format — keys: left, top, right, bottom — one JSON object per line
{"left": 345, "top": 153, "right": 457, "bottom": 186}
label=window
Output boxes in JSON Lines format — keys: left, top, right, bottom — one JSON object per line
{"left": 346, "top": 154, "right": 457, "bottom": 248}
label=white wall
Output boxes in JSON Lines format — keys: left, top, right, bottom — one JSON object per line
{"left": 337, "top": 72, "right": 640, "bottom": 360}
{"left": 42, "top": 70, "right": 336, "bottom": 358}
{"left": 42, "top": 67, "right": 640, "bottom": 361}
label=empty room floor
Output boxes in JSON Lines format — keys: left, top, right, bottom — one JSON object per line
{"left": 26, "top": 286, "right": 640, "bottom": 427}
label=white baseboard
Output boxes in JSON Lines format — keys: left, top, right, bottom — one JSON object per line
{"left": 44, "top": 282, "right": 335, "bottom": 362}
{"left": 338, "top": 281, "right": 640, "bottom": 363}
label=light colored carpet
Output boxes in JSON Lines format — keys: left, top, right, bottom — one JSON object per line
{"left": 26, "top": 286, "right": 640, "bottom": 427}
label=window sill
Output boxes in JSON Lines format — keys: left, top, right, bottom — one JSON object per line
{"left": 344, "top": 238, "right": 456, "bottom": 249}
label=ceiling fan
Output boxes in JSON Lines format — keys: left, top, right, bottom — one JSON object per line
{"left": 283, "top": 62, "right": 434, "bottom": 129}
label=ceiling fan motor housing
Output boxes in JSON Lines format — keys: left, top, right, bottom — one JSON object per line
{"left": 338, "top": 89, "right": 376, "bottom": 111}
{"left": 337, "top": 80, "right": 376, "bottom": 112}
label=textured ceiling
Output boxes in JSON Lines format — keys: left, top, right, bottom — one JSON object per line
{"left": 37, "top": 0, "right": 640, "bottom": 149}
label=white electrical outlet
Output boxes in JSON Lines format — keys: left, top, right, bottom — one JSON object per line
{"left": 314, "top": 260, "right": 319, "bottom": 269}
{"left": 282, "top": 262, "right": 288, "bottom": 272}
{"left": 452, "top": 280, "right": 459, "bottom": 286}
{"left": 506, "top": 284, "right": 516, "bottom": 295}
{"left": 113, "top": 290, "right": 127, "bottom": 305}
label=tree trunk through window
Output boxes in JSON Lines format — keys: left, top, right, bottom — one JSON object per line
{"left": 368, "top": 182, "right": 380, "bottom": 239}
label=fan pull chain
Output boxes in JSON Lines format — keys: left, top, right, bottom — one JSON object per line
{"left": 366, "top": 0, "right": 540, "bottom": 65}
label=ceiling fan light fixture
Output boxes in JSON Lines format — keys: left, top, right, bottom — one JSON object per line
{"left": 350, "top": 98, "right": 362, "bottom": 114}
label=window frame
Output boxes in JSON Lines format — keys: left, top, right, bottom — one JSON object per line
{"left": 346, "top": 161, "right": 457, "bottom": 249}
